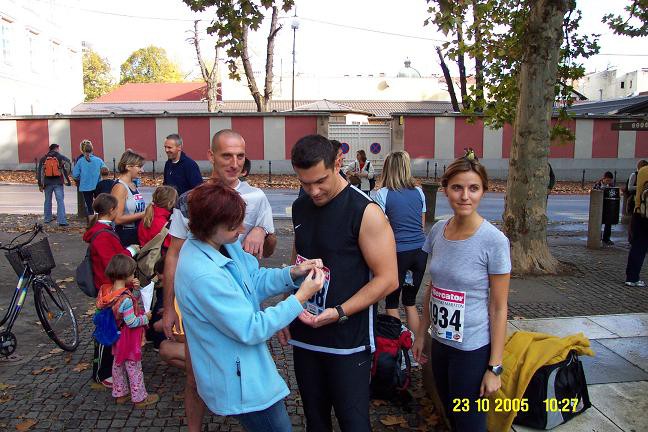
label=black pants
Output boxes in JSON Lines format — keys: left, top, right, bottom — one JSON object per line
{"left": 92, "top": 341, "right": 113, "bottom": 383}
{"left": 626, "top": 213, "right": 648, "bottom": 282}
{"left": 430, "top": 340, "right": 490, "bottom": 432}
{"left": 386, "top": 248, "right": 428, "bottom": 308}
{"left": 82, "top": 191, "right": 96, "bottom": 215}
{"left": 602, "top": 224, "right": 611, "bottom": 242}
{"left": 293, "top": 347, "right": 371, "bottom": 432}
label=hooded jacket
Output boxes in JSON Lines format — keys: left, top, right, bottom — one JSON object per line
{"left": 83, "top": 222, "right": 133, "bottom": 290}
{"left": 137, "top": 205, "right": 172, "bottom": 248}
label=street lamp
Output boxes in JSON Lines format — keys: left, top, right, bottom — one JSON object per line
{"left": 291, "top": 14, "right": 300, "bottom": 111}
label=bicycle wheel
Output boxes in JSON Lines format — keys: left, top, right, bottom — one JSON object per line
{"left": 33, "top": 277, "right": 79, "bottom": 351}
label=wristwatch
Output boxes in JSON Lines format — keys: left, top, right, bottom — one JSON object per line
{"left": 488, "top": 364, "right": 504, "bottom": 376}
{"left": 335, "top": 305, "right": 348, "bottom": 324}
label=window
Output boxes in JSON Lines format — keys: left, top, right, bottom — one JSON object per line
{"left": 630, "top": 80, "right": 633, "bottom": 88}
{"left": 620, "top": 81, "right": 625, "bottom": 89}
{"left": 27, "top": 30, "right": 39, "bottom": 72}
{"left": 0, "top": 19, "right": 11, "bottom": 65}
{"left": 51, "top": 41, "right": 60, "bottom": 75}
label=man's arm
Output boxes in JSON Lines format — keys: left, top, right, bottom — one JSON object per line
{"left": 162, "top": 236, "right": 185, "bottom": 340}
{"left": 36, "top": 157, "right": 44, "bottom": 190}
{"left": 304, "top": 204, "right": 398, "bottom": 327}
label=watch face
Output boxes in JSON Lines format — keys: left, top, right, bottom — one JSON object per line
{"left": 491, "top": 365, "right": 503, "bottom": 376}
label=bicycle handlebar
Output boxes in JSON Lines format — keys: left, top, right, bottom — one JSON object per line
{"left": 0, "top": 223, "right": 43, "bottom": 251}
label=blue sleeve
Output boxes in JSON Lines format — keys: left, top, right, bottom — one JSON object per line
{"left": 240, "top": 249, "right": 300, "bottom": 301}
{"left": 184, "top": 272, "right": 303, "bottom": 346}
{"left": 72, "top": 162, "right": 81, "bottom": 179}
{"left": 416, "top": 186, "right": 427, "bottom": 213}
{"left": 187, "top": 159, "right": 204, "bottom": 189}
{"left": 374, "top": 188, "right": 388, "bottom": 212}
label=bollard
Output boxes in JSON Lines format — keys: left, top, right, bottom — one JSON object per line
{"left": 421, "top": 181, "right": 440, "bottom": 229}
{"left": 587, "top": 189, "right": 603, "bottom": 249}
{"left": 434, "top": 162, "right": 438, "bottom": 181}
{"left": 581, "top": 170, "right": 585, "bottom": 188}
{"left": 426, "top": 161, "right": 430, "bottom": 179}
{"left": 443, "top": 164, "right": 446, "bottom": 174}
{"left": 268, "top": 161, "right": 272, "bottom": 185}
{"left": 113, "top": 158, "right": 116, "bottom": 179}
{"left": 152, "top": 161, "right": 156, "bottom": 181}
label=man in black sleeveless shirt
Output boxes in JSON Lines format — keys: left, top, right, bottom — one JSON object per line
{"left": 287, "top": 135, "right": 398, "bottom": 431}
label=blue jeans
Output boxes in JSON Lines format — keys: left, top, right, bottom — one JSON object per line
{"left": 44, "top": 184, "right": 67, "bottom": 225}
{"left": 233, "top": 400, "right": 292, "bottom": 432}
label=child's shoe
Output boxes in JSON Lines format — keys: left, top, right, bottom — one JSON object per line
{"left": 115, "top": 395, "right": 130, "bottom": 404}
{"left": 135, "top": 393, "right": 159, "bottom": 409}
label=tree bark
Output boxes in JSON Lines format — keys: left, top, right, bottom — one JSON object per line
{"left": 456, "top": 24, "right": 468, "bottom": 109}
{"left": 263, "top": 6, "right": 281, "bottom": 110}
{"left": 471, "top": 0, "right": 485, "bottom": 111}
{"left": 503, "top": 0, "right": 568, "bottom": 274}
{"left": 241, "top": 26, "right": 264, "bottom": 112}
{"left": 191, "top": 20, "right": 219, "bottom": 113}
{"left": 436, "top": 46, "right": 460, "bottom": 112}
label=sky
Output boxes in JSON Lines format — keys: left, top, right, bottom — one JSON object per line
{"left": 58, "top": 0, "right": 647, "bottom": 82}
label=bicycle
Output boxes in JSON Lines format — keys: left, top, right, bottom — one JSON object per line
{"left": 0, "top": 223, "right": 79, "bottom": 356}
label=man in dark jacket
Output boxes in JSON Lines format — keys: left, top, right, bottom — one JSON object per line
{"left": 163, "top": 134, "right": 203, "bottom": 195}
{"left": 37, "top": 143, "right": 71, "bottom": 226}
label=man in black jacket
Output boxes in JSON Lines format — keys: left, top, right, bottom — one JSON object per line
{"left": 163, "top": 134, "right": 203, "bottom": 195}
{"left": 37, "top": 143, "right": 71, "bottom": 226}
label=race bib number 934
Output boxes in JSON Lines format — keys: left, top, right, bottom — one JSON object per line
{"left": 431, "top": 286, "right": 465, "bottom": 343}
{"left": 295, "top": 254, "right": 330, "bottom": 315}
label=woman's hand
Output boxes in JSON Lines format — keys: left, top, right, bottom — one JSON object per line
{"left": 294, "top": 268, "right": 325, "bottom": 303}
{"left": 412, "top": 337, "right": 429, "bottom": 365}
{"left": 290, "top": 259, "right": 324, "bottom": 280}
{"left": 480, "top": 370, "right": 501, "bottom": 397}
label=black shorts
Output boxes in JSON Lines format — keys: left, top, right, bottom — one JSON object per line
{"left": 385, "top": 247, "right": 427, "bottom": 308}
{"left": 82, "top": 190, "right": 95, "bottom": 215}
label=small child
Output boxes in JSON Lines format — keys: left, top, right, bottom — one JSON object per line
{"left": 101, "top": 254, "right": 159, "bottom": 408}
{"left": 137, "top": 185, "right": 177, "bottom": 248}
{"left": 94, "top": 167, "right": 115, "bottom": 197}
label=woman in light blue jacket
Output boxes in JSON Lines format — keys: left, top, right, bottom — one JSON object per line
{"left": 175, "top": 181, "right": 324, "bottom": 432}
{"left": 72, "top": 140, "right": 106, "bottom": 218}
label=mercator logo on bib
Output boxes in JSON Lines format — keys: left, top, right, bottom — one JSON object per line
{"left": 295, "top": 254, "right": 330, "bottom": 316}
{"left": 431, "top": 285, "right": 465, "bottom": 343}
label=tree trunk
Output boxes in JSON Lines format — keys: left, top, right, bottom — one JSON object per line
{"left": 241, "top": 26, "right": 264, "bottom": 112}
{"left": 456, "top": 24, "right": 468, "bottom": 109}
{"left": 471, "top": 0, "right": 485, "bottom": 111}
{"left": 436, "top": 46, "right": 460, "bottom": 112}
{"left": 503, "top": 0, "right": 568, "bottom": 274}
{"left": 263, "top": 6, "right": 280, "bottom": 110}
{"left": 191, "top": 20, "right": 219, "bottom": 113}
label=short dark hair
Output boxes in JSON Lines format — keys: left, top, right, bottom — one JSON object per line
{"left": 603, "top": 171, "right": 614, "bottom": 179}
{"left": 92, "top": 193, "right": 117, "bottom": 215}
{"left": 242, "top": 158, "right": 251, "bottom": 178}
{"left": 441, "top": 156, "right": 489, "bottom": 191}
{"left": 166, "top": 133, "right": 183, "bottom": 147}
{"left": 49, "top": 143, "right": 59, "bottom": 151}
{"left": 105, "top": 254, "right": 136, "bottom": 282}
{"left": 330, "top": 140, "right": 341, "bottom": 153}
{"left": 291, "top": 135, "right": 336, "bottom": 170}
{"left": 188, "top": 181, "right": 246, "bottom": 242}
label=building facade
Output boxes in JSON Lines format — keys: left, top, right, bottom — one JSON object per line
{"left": 575, "top": 68, "right": 648, "bottom": 101}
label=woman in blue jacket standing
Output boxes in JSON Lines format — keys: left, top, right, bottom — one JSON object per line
{"left": 175, "top": 181, "right": 325, "bottom": 432}
{"left": 72, "top": 140, "right": 106, "bottom": 219}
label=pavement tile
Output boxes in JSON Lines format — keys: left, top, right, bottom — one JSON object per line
{"left": 596, "top": 336, "right": 648, "bottom": 373}
{"left": 512, "top": 405, "right": 623, "bottom": 432}
{"left": 588, "top": 313, "right": 648, "bottom": 338}
{"left": 587, "top": 382, "right": 648, "bottom": 432}
{"left": 509, "top": 317, "right": 618, "bottom": 339}
{"left": 580, "top": 340, "right": 648, "bottom": 384}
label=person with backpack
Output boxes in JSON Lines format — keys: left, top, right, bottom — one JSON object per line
{"left": 37, "top": 143, "right": 72, "bottom": 226}
{"left": 593, "top": 171, "right": 616, "bottom": 245}
{"left": 374, "top": 151, "right": 427, "bottom": 340}
{"left": 625, "top": 163, "right": 648, "bottom": 287}
{"left": 111, "top": 149, "right": 147, "bottom": 247}
{"left": 72, "top": 141, "right": 106, "bottom": 221}
{"left": 412, "top": 152, "right": 511, "bottom": 432}
{"left": 137, "top": 186, "right": 177, "bottom": 249}
{"left": 345, "top": 149, "right": 375, "bottom": 196}
{"left": 625, "top": 160, "right": 648, "bottom": 216}
{"left": 83, "top": 193, "right": 139, "bottom": 388}
{"left": 96, "top": 254, "right": 159, "bottom": 408}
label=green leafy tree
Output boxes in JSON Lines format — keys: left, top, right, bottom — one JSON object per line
{"left": 603, "top": 0, "right": 648, "bottom": 37}
{"left": 426, "top": 0, "right": 599, "bottom": 274}
{"left": 82, "top": 48, "right": 114, "bottom": 101}
{"left": 183, "top": 0, "right": 294, "bottom": 112}
{"left": 120, "top": 45, "right": 183, "bottom": 84}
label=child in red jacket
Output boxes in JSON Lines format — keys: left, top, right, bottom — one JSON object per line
{"left": 84, "top": 193, "right": 139, "bottom": 389}
{"left": 137, "top": 186, "right": 177, "bottom": 248}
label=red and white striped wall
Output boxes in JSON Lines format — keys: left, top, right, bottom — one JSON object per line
{"left": 0, "top": 114, "right": 322, "bottom": 169}
{"left": 400, "top": 115, "right": 648, "bottom": 160}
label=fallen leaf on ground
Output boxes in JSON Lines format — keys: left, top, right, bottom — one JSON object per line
{"left": 72, "top": 362, "right": 90, "bottom": 372}
{"left": 49, "top": 348, "right": 63, "bottom": 355}
{"left": 0, "top": 384, "right": 16, "bottom": 390}
{"left": 15, "top": 419, "right": 37, "bottom": 431}
{"left": 38, "top": 354, "right": 51, "bottom": 361}
{"left": 65, "top": 354, "right": 72, "bottom": 364}
{"left": 61, "top": 392, "right": 72, "bottom": 398}
{"left": 85, "top": 308, "right": 96, "bottom": 317}
{"left": 90, "top": 382, "right": 106, "bottom": 391}
{"left": 0, "top": 394, "right": 11, "bottom": 403}
{"left": 380, "top": 415, "right": 408, "bottom": 427}
{"left": 173, "top": 393, "right": 184, "bottom": 401}
{"left": 56, "top": 277, "right": 74, "bottom": 284}
{"left": 31, "top": 366, "right": 56, "bottom": 375}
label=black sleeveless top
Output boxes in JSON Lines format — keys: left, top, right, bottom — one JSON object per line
{"left": 290, "top": 184, "right": 376, "bottom": 354}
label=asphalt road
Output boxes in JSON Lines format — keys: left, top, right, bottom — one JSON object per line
{"left": 0, "top": 183, "right": 596, "bottom": 223}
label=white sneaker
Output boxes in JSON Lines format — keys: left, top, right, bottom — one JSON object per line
{"left": 625, "top": 280, "right": 646, "bottom": 287}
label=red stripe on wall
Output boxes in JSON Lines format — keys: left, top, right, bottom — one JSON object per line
{"left": 549, "top": 119, "right": 575, "bottom": 158}
{"left": 502, "top": 123, "right": 513, "bottom": 158}
{"left": 592, "top": 119, "right": 619, "bottom": 158}
{"left": 124, "top": 118, "right": 157, "bottom": 161}
{"left": 403, "top": 117, "right": 435, "bottom": 158}
{"left": 232, "top": 117, "right": 264, "bottom": 160}
{"left": 70, "top": 118, "right": 104, "bottom": 159}
{"left": 178, "top": 117, "right": 210, "bottom": 161}
{"left": 17, "top": 120, "right": 49, "bottom": 164}
{"left": 636, "top": 131, "right": 648, "bottom": 158}
{"left": 284, "top": 117, "right": 318, "bottom": 159}
{"left": 454, "top": 118, "right": 484, "bottom": 158}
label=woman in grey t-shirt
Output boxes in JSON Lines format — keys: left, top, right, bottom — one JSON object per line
{"left": 413, "top": 152, "right": 511, "bottom": 432}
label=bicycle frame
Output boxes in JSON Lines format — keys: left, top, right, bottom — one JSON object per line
{"left": 0, "top": 266, "right": 34, "bottom": 331}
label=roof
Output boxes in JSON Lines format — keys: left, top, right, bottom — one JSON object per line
{"left": 565, "top": 95, "right": 648, "bottom": 115}
{"left": 93, "top": 83, "right": 208, "bottom": 102}
{"left": 293, "top": 100, "right": 372, "bottom": 116}
{"left": 72, "top": 99, "right": 457, "bottom": 117}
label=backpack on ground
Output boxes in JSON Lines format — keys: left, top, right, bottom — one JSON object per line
{"left": 513, "top": 350, "right": 591, "bottom": 430}
{"left": 371, "top": 314, "right": 413, "bottom": 401}
{"left": 44, "top": 156, "right": 61, "bottom": 177}
{"left": 135, "top": 224, "right": 169, "bottom": 286}
{"left": 76, "top": 228, "right": 120, "bottom": 297}
{"left": 639, "top": 182, "right": 648, "bottom": 218}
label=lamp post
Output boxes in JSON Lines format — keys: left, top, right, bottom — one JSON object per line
{"left": 291, "top": 13, "right": 299, "bottom": 111}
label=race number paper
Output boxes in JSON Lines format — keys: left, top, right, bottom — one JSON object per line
{"left": 431, "top": 285, "right": 465, "bottom": 343}
{"left": 295, "top": 254, "right": 330, "bottom": 316}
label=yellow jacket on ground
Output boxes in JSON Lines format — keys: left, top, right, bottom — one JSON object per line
{"left": 487, "top": 331, "right": 595, "bottom": 432}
